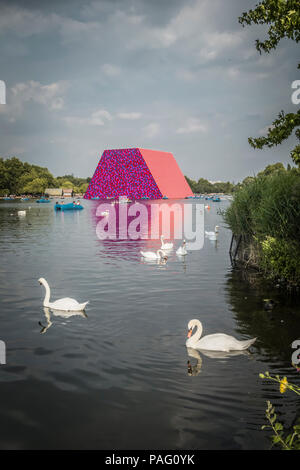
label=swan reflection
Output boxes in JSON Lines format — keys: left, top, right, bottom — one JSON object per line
{"left": 186, "top": 347, "right": 250, "bottom": 376}
{"left": 39, "top": 307, "right": 87, "bottom": 334}
{"left": 186, "top": 347, "right": 203, "bottom": 376}
{"left": 198, "top": 349, "right": 250, "bottom": 359}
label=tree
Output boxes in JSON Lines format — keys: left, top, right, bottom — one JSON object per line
{"left": 60, "top": 180, "right": 74, "bottom": 189}
{"left": 79, "top": 182, "right": 89, "bottom": 193}
{"left": 239, "top": 0, "right": 300, "bottom": 165}
{"left": 1, "top": 157, "right": 25, "bottom": 193}
{"left": 23, "top": 177, "right": 48, "bottom": 194}
{"left": 257, "top": 162, "right": 286, "bottom": 177}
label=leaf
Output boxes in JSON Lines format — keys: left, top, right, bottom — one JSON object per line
{"left": 275, "top": 422, "right": 283, "bottom": 431}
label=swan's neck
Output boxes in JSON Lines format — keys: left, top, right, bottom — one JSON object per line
{"left": 188, "top": 321, "right": 203, "bottom": 346}
{"left": 42, "top": 281, "right": 51, "bottom": 307}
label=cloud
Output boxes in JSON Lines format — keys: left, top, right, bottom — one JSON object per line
{"left": 0, "top": 5, "right": 56, "bottom": 37}
{"left": 0, "top": 80, "right": 68, "bottom": 122}
{"left": 64, "top": 109, "right": 113, "bottom": 126}
{"left": 176, "top": 118, "right": 207, "bottom": 134}
{"left": 117, "top": 112, "right": 142, "bottom": 120}
{"left": 101, "top": 64, "right": 121, "bottom": 77}
{"left": 143, "top": 122, "right": 160, "bottom": 138}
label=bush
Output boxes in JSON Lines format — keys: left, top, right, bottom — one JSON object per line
{"left": 224, "top": 168, "right": 300, "bottom": 285}
{"left": 261, "top": 236, "right": 300, "bottom": 285}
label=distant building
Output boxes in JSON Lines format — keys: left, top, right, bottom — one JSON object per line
{"left": 62, "top": 188, "right": 74, "bottom": 197}
{"left": 45, "top": 188, "right": 63, "bottom": 197}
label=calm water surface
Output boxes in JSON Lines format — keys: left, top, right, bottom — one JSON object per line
{"left": 0, "top": 198, "right": 299, "bottom": 450}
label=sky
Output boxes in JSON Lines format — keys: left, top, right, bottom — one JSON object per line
{"left": 0, "top": 0, "right": 299, "bottom": 183}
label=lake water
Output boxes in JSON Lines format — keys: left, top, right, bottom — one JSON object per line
{"left": 0, "top": 198, "right": 299, "bottom": 450}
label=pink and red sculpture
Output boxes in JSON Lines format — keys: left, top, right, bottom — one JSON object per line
{"left": 84, "top": 148, "right": 193, "bottom": 200}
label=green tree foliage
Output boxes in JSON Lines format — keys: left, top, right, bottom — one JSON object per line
{"left": 55, "top": 174, "right": 90, "bottom": 189}
{"left": 257, "top": 162, "right": 286, "bottom": 177}
{"left": 22, "top": 177, "right": 49, "bottom": 194}
{"left": 239, "top": 0, "right": 300, "bottom": 164}
{"left": 0, "top": 156, "right": 90, "bottom": 195}
{"left": 185, "top": 176, "right": 235, "bottom": 194}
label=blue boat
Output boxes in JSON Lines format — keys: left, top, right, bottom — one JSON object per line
{"left": 162, "top": 196, "right": 168, "bottom": 199}
{"left": 3, "top": 197, "right": 14, "bottom": 200}
{"left": 54, "top": 202, "right": 84, "bottom": 211}
{"left": 36, "top": 198, "right": 50, "bottom": 203}
{"left": 212, "top": 197, "right": 221, "bottom": 202}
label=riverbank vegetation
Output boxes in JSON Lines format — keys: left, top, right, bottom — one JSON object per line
{"left": 0, "top": 156, "right": 90, "bottom": 196}
{"left": 185, "top": 176, "right": 236, "bottom": 194}
{"left": 224, "top": 163, "right": 300, "bottom": 286}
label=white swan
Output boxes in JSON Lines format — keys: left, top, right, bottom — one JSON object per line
{"left": 101, "top": 210, "right": 109, "bottom": 216}
{"left": 38, "top": 278, "right": 89, "bottom": 311}
{"left": 186, "top": 319, "right": 256, "bottom": 352}
{"left": 140, "top": 249, "right": 168, "bottom": 260}
{"left": 176, "top": 240, "right": 187, "bottom": 256}
{"left": 160, "top": 235, "right": 173, "bottom": 250}
{"left": 205, "top": 225, "right": 219, "bottom": 237}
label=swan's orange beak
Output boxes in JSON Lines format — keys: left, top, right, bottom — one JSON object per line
{"left": 187, "top": 327, "right": 193, "bottom": 338}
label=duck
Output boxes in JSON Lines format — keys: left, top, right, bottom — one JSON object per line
{"left": 140, "top": 249, "right": 168, "bottom": 260}
{"left": 176, "top": 240, "right": 187, "bottom": 256}
{"left": 186, "top": 319, "right": 256, "bottom": 352}
{"left": 160, "top": 235, "right": 173, "bottom": 250}
{"left": 38, "top": 278, "right": 89, "bottom": 312}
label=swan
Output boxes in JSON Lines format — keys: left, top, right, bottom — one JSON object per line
{"left": 186, "top": 319, "right": 256, "bottom": 352}
{"left": 38, "top": 278, "right": 89, "bottom": 311}
{"left": 17, "top": 210, "right": 26, "bottom": 216}
{"left": 176, "top": 240, "right": 187, "bottom": 256}
{"left": 140, "top": 249, "right": 168, "bottom": 260}
{"left": 160, "top": 235, "right": 173, "bottom": 250}
{"left": 101, "top": 210, "right": 109, "bottom": 216}
{"left": 205, "top": 226, "right": 219, "bottom": 237}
